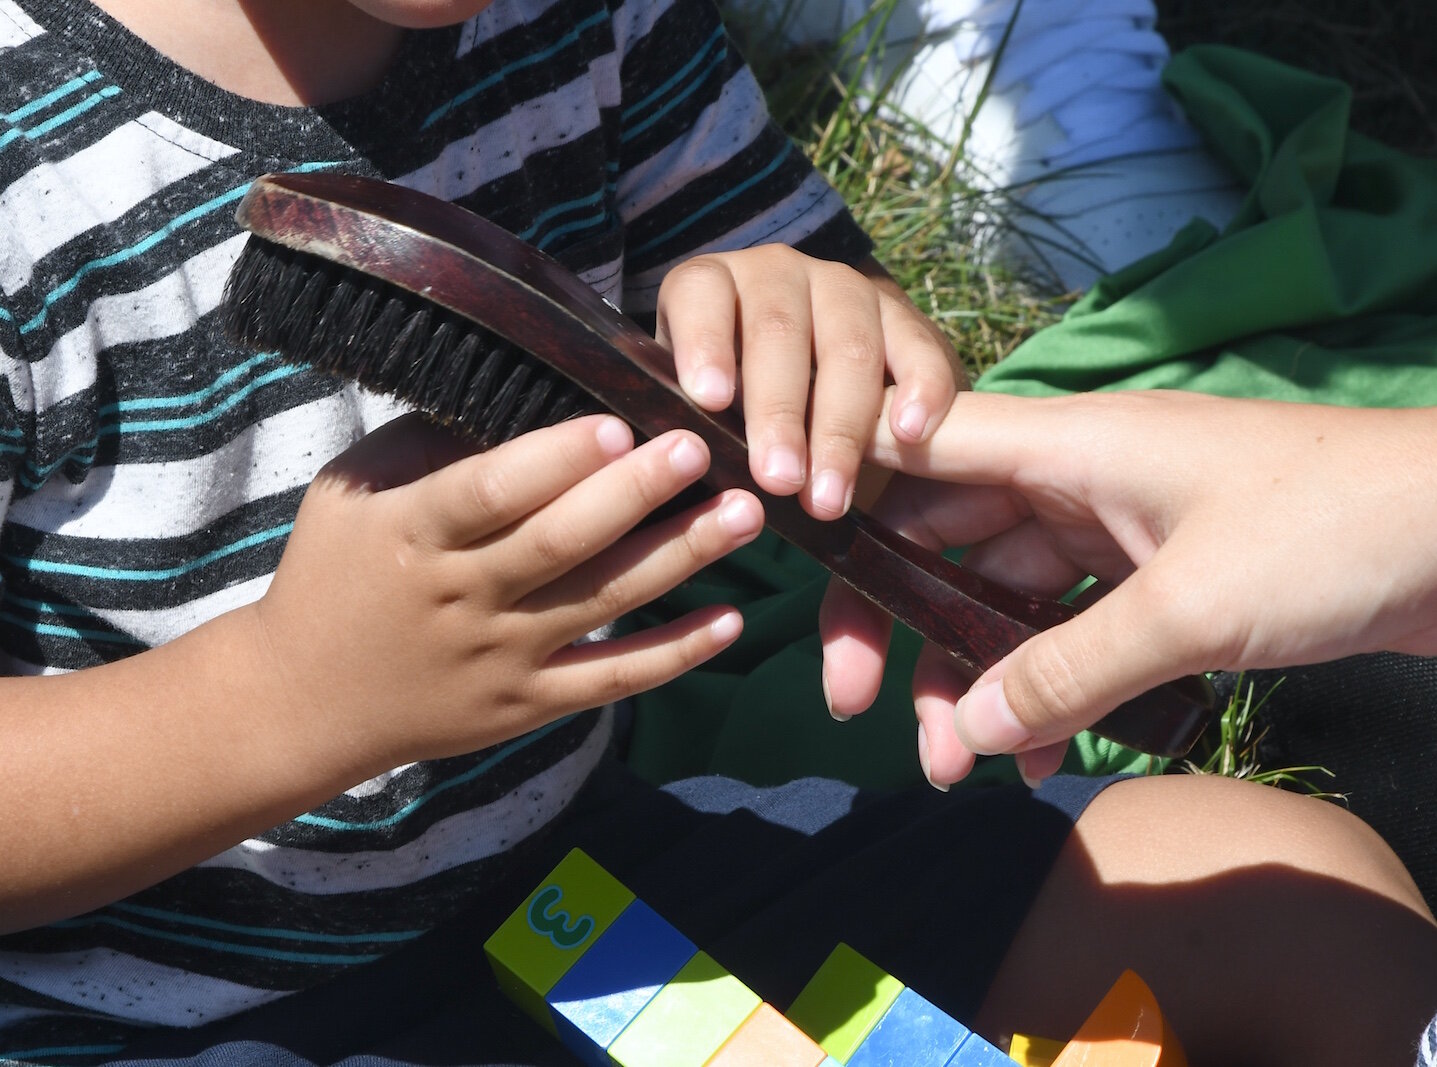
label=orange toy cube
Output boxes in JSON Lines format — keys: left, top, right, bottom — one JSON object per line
{"left": 1050, "top": 970, "right": 1186, "bottom": 1067}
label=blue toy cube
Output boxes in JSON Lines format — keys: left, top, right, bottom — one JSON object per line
{"left": 547, "top": 899, "right": 696, "bottom": 1066}
{"left": 948, "top": 1032, "right": 1021, "bottom": 1066}
{"left": 847, "top": 986, "right": 971, "bottom": 1067}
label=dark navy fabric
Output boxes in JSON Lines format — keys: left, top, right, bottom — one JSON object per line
{"left": 94, "top": 761, "right": 1120, "bottom": 1067}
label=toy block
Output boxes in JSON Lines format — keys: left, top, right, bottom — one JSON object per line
{"left": 786, "top": 943, "right": 904, "bottom": 1063}
{"left": 547, "top": 899, "right": 697, "bottom": 1066}
{"left": 484, "top": 849, "right": 636, "bottom": 1034}
{"left": 1049, "top": 971, "right": 1187, "bottom": 1067}
{"left": 703, "top": 1003, "right": 828, "bottom": 1067}
{"left": 607, "top": 950, "right": 761, "bottom": 1067}
{"left": 847, "top": 986, "right": 971, "bottom": 1067}
{"left": 1009, "top": 1034, "right": 1066, "bottom": 1067}
{"left": 947, "top": 1032, "right": 1020, "bottom": 1066}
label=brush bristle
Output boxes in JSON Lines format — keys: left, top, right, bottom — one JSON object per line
{"left": 222, "top": 236, "right": 598, "bottom": 449}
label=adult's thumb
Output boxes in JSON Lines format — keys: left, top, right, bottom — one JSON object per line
{"left": 953, "top": 570, "right": 1198, "bottom": 753}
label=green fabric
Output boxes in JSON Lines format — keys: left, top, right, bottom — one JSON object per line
{"left": 625, "top": 45, "right": 1437, "bottom": 790}
{"left": 978, "top": 45, "right": 1437, "bottom": 402}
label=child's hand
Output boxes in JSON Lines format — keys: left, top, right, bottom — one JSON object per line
{"left": 655, "top": 246, "right": 963, "bottom": 519}
{"left": 819, "top": 391, "right": 1437, "bottom": 789}
{"left": 247, "top": 413, "right": 764, "bottom": 771}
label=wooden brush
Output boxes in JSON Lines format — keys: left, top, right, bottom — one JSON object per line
{"left": 222, "top": 171, "right": 1215, "bottom": 758}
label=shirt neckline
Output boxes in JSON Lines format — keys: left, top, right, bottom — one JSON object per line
{"left": 12, "top": 0, "right": 456, "bottom": 165}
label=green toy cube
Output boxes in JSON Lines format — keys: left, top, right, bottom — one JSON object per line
{"left": 483, "top": 848, "right": 635, "bottom": 1034}
{"left": 606, "top": 951, "right": 760, "bottom": 1067}
{"left": 786, "top": 943, "right": 904, "bottom": 1062}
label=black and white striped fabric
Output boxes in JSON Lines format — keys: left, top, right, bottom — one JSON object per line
{"left": 1420, "top": 1015, "right": 1437, "bottom": 1067}
{"left": 0, "top": 0, "right": 869, "bottom": 1056}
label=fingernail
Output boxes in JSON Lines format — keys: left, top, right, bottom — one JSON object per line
{"left": 710, "top": 610, "right": 743, "bottom": 643}
{"left": 669, "top": 436, "right": 706, "bottom": 477}
{"left": 811, "top": 470, "right": 851, "bottom": 516}
{"left": 762, "top": 449, "right": 805, "bottom": 487}
{"left": 952, "top": 679, "right": 1031, "bottom": 754}
{"left": 691, "top": 366, "right": 733, "bottom": 406}
{"left": 917, "top": 723, "right": 948, "bottom": 792}
{"left": 717, "top": 493, "right": 762, "bottom": 538}
{"left": 897, "top": 402, "right": 930, "bottom": 440}
{"left": 822, "top": 671, "right": 851, "bottom": 722}
{"left": 1016, "top": 753, "right": 1043, "bottom": 791}
{"left": 595, "top": 416, "right": 631, "bottom": 455}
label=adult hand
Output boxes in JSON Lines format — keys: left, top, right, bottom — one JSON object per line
{"left": 820, "top": 391, "right": 1437, "bottom": 787}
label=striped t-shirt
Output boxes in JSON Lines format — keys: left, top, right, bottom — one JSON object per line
{"left": 0, "top": 0, "right": 869, "bottom": 1055}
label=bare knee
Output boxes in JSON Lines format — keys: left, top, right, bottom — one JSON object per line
{"left": 1074, "top": 774, "right": 1431, "bottom": 918}
{"left": 978, "top": 775, "right": 1437, "bottom": 1067}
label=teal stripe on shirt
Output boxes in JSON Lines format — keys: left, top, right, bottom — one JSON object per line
{"left": 0, "top": 71, "right": 116, "bottom": 152}
{"left": 18, "top": 161, "right": 343, "bottom": 336}
{"left": 50, "top": 914, "right": 386, "bottom": 965}
{"left": 5, "top": 70, "right": 104, "bottom": 123}
{"left": 628, "top": 142, "right": 792, "bottom": 259}
{"left": 295, "top": 717, "right": 570, "bottom": 831}
{"left": 18, "top": 184, "right": 251, "bottom": 335}
{"left": 101, "top": 352, "right": 285, "bottom": 414}
{"left": 24, "top": 85, "right": 121, "bottom": 140}
{"left": 109, "top": 903, "right": 425, "bottom": 945}
{"left": 0, "top": 1046, "right": 125, "bottom": 1062}
{"left": 18, "top": 362, "right": 305, "bottom": 489}
{"left": 3, "top": 522, "right": 293, "bottom": 581}
{"left": 420, "top": 8, "right": 610, "bottom": 130}
{"left": 620, "top": 46, "right": 726, "bottom": 144}
{"left": 0, "top": 611, "right": 145, "bottom": 646}
{"left": 518, "top": 185, "right": 609, "bottom": 241}
{"left": 619, "top": 24, "right": 723, "bottom": 126}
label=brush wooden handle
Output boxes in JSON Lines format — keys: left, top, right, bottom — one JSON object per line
{"left": 234, "top": 171, "right": 1215, "bottom": 757}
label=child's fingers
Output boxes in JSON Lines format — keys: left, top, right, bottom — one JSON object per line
{"left": 655, "top": 257, "right": 739, "bottom": 409}
{"left": 913, "top": 644, "right": 981, "bottom": 788}
{"left": 958, "top": 519, "right": 1092, "bottom": 599}
{"left": 539, "top": 606, "right": 746, "bottom": 714}
{"left": 805, "top": 270, "right": 887, "bottom": 517}
{"left": 875, "top": 286, "right": 962, "bottom": 444}
{"left": 486, "top": 430, "right": 722, "bottom": 601}
{"left": 1014, "top": 741, "right": 1070, "bottom": 788}
{"left": 886, "top": 481, "right": 1033, "bottom": 553}
{"left": 733, "top": 262, "right": 818, "bottom": 497}
{"left": 868, "top": 475, "right": 1115, "bottom": 594}
{"left": 817, "top": 579, "right": 893, "bottom": 718}
{"left": 521, "top": 488, "right": 764, "bottom": 642}
{"left": 405, "top": 415, "right": 635, "bottom": 549}
{"left": 866, "top": 474, "right": 1041, "bottom": 565}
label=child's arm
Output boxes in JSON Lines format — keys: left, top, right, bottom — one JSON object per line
{"left": 655, "top": 246, "right": 963, "bottom": 520}
{"left": 818, "top": 391, "right": 1437, "bottom": 787}
{"left": 0, "top": 413, "right": 762, "bottom": 933}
